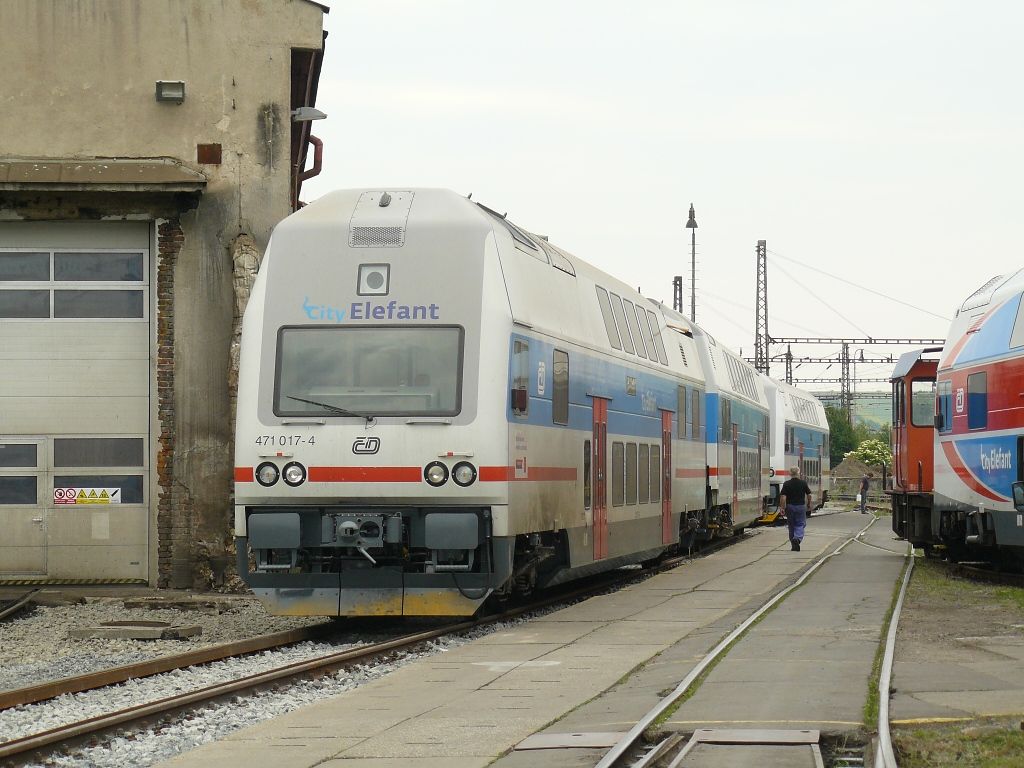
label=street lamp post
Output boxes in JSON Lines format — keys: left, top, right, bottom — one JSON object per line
{"left": 685, "top": 203, "right": 698, "bottom": 322}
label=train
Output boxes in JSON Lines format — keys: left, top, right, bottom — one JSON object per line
{"left": 764, "top": 377, "right": 829, "bottom": 518}
{"left": 890, "top": 269, "right": 1024, "bottom": 566}
{"left": 233, "top": 188, "right": 830, "bottom": 616}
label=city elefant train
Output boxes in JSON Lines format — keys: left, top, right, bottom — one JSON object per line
{"left": 765, "top": 378, "right": 829, "bottom": 514}
{"left": 233, "top": 189, "right": 830, "bottom": 616}
{"left": 890, "top": 270, "right": 1024, "bottom": 566}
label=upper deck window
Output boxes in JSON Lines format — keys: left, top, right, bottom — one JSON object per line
{"left": 595, "top": 286, "right": 622, "bottom": 350}
{"left": 275, "top": 325, "right": 463, "bottom": 417}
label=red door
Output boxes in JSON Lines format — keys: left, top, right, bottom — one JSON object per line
{"left": 662, "top": 410, "right": 673, "bottom": 544}
{"left": 592, "top": 397, "right": 609, "bottom": 560}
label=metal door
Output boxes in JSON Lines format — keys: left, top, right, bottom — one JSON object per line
{"left": 592, "top": 397, "right": 609, "bottom": 560}
{"left": 661, "top": 410, "right": 673, "bottom": 544}
{"left": 0, "top": 438, "right": 46, "bottom": 574}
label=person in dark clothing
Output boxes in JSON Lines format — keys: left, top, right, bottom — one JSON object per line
{"left": 780, "top": 466, "right": 812, "bottom": 551}
{"left": 859, "top": 473, "right": 873, "bottom": 513}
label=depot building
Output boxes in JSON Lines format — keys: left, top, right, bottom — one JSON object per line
{"left": 0, "top": 0, "right": 327, "bottom": 588}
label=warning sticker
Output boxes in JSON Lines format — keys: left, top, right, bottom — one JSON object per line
{"left": 53, "top": 487, "right": 121, "bottom": 505}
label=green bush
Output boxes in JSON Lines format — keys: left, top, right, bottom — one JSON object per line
{"left": 845, "top": 438, "right": 892, "bottom": 467}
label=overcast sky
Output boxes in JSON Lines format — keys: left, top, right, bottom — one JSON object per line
{"left": 302, "top": 1, "right": 1024, "bottom": 389}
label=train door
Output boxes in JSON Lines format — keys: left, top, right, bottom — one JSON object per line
{"left": 661, "top": 410, "right": 673, "bottom": 544}
{"left": 731, "top": 424, "right": 739, "bottom": 511}
{"left": 592, "top": 397, "right": 609, "bottom": 560}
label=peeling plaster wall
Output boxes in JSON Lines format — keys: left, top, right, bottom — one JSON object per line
{"left": 0, "top": 1, "right": 324, "bottom": 587}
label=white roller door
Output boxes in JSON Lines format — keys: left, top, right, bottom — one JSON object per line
{"left": 0, "top": 222, "right": 151, "bottom": 581}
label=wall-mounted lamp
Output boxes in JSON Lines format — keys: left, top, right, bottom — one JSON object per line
{"left": 292, "top": 106, "right": 327, "bottom": 122}
{"left": 155, "top": 80, "right": 186, "bottom": 104}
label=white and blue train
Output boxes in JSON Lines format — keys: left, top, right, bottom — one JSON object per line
{"left": 233, "top": 189, "right": 829, "bottom": 616}
{"left": 765, "top": 378, "right": 830, "bottom": 512}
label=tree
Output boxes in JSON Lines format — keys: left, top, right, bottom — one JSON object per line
{"left": 825, "top": 406, "right": 856, "bottom": 465}
{"left": 846, "top": 438, "right": 892, "bottom": 468}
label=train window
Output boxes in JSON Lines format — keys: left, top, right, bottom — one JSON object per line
{"left": 633, "top": 304, "right": 656, "bottom": 360}
{"left": 612, "top": 442, "right": 625, "bottom": 506}
{"left": 625, "top": 443, "right": 638, "bottom": 504}
{"left": 638, "top": 444, "right": 650, "bottom": 503}
{"left": 583, "top": 439, "right": 592, "bottom": 509}
{"left": 0, "top": 476, "right": 36, "bottom": 505}
{"left": 552, "top": 350, "right": 569, "bottom": 425}
{"left": 647, "top": 310, "right": 670, "bottom": 365}
{"left": 967, "top": 372, "right": 988, "bottom": 430}
{"left": 595, "top": 287, "right": 622, "bottom": 350}
{"left": 692, "top": 388, "right": 702, "bottom": 441}
{"left": 1012, "top": 294, "right": 1024, "bottom": 348}
{"left": 937, "top": 380, "right": 953, "bottom": 433}
{"left": 720, "top": 399, "right": 731, "bottom": 443}
{"left": 678, "top": 386, "right": 687, "bottom": 439}
{"left": 622, "top": 298, "right": 648, "bottom": 359}
{"left": 609, "top": 293, "right": 636, "bottom": 354}
{"left": 910, "top": 379, "right": 936, "bottom": 428}
{"left": 785, "top": 426, "right": 792, "bottom": 452}
{"left": 650, "top": 445, "right": 661, "bottom": 502}
{"left": 276, "top": 325, "right": 464, "bottom": 418}
{"left": 512, "top": 339, "right": 529, "bottom": 417}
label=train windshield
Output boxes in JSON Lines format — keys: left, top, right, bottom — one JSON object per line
{"left": 274, "top": 325, "right": 464, "bottom": 417}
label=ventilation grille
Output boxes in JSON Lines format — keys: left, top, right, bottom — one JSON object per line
{"left": 678, "top": 344, "right": 688, "bottom": 367}
{"left": 349, "top": 226, "right": 405, "bottom": 248}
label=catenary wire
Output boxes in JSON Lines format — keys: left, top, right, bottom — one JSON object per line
{"left": 771, "top": 260, "right": 874, "bottom": 337}
{"left": 767, "top": 248, "right": 951, "bottom": 322}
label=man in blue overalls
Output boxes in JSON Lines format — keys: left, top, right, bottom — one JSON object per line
{"left": 779, "top": 466, "right": 812, "bottom": 552}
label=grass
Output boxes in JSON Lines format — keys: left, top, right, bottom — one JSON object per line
{"left": 890, "top": 556, "right": 1024, "bottom": 766}
{"left": 910, "top": 556, "right": 1024, "bottom": 614}
{"left": 863, "top": 551, "right": 911, "bottom": 727}
{"left": 894, "top": 720, "right": 1024, "bottom": 767}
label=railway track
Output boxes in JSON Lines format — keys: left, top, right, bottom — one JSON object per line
{"left": 592, "top": 517, "right": 911, "bottom": 768}
{"left": 0, "top": 533, "right": 744, "bottom": 764}
{"left": 0, "top": 590, "right": 38, "bottom": 623}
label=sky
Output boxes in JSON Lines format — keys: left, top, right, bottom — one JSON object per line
{"left": 302, "top": 1, "right": 1024, "bottom": 391}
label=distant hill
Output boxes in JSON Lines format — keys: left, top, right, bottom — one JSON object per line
{"left": 813, "top": 391, "right": 890, "bottom": 429}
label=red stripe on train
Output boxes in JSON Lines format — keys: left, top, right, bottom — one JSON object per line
{"left": 308, "top": 466, "right": 423, "bottom": 483}
{"left": 235, "top": 467, "right": 254, "bottom": 483}
{"left": 479, "top": 466, "right": 578, "bottom": 482}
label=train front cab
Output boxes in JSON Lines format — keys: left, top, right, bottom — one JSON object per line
{"left": 889, "top": 348, "right": 940, "bottom": 546}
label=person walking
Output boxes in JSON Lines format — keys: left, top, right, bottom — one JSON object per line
{"left": 780, "top": 466, "right": 812, "bottom": 552}
{"left": 859, "top": 472, "right": 873, "bottom": 514}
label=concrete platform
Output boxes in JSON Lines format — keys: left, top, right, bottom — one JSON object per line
{"left": 158, "top": 509, "right": 895, "bottom": 768}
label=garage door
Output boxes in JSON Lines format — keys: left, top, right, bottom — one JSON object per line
{"left": 0, "top": 222, "right": 151, "bottom": 581}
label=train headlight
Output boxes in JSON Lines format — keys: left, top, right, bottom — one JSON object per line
{"left": 452, "top": 461, "right": 477, "bottom": 487}
{"left": 255, "top": 462, "right": 280, "bottom": 487}
{"left": 282, "top": 462, "right": 307, "bottom": 487}
{"left": 424, "top": 461, "right": 449, "bottom": 486}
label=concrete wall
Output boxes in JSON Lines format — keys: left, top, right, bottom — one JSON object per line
{"left": 0, "top": 0, "right": 325, "bottom": 587}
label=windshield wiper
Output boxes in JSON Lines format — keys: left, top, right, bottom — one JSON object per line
{"left": 286, "top": 395, "right": 374, "bottom": 422}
